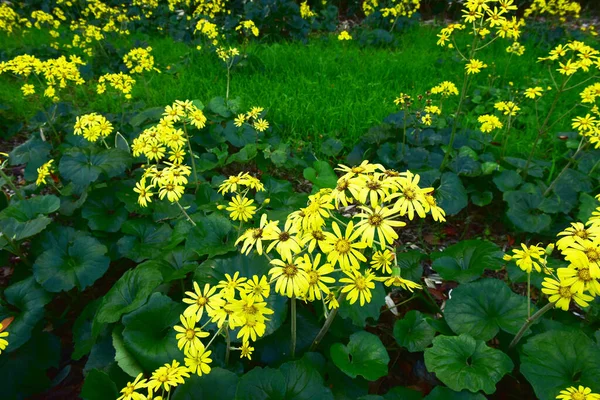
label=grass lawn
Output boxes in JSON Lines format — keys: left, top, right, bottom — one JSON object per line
{"left": 0, "top": 25, "right": 579, "bottom": 159}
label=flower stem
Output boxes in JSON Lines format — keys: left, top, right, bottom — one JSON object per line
{"left": 310, "top": 292, "right": 346, "bottom": 351}
{"left": 527, "top": 271, "right": 531, "bottom": 319}
{"left": 509, "top": 302, "right": 554, "bottom": 349}
{"left": 291, "top": 295, "right": 297, "bottom": 358}
{"left": 225, "top": 326, "right": 231, "bottom": 366}
{"left": 0, "top": 168, "right": 24, "bottom": 200}
{"left": 543, "top": 139, "right": 587, "bottom": 197}
{"left": 183, "top": 122, "right": 199, "bottom": 194}
{"left": 176, "top": 201, "right": 196, "bottom": 226}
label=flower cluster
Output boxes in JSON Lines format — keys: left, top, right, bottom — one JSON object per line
{"left": 504, "top": 200, "right": 600, "bottom": 311}
{"left": 131, "top": 100, "right": 207, "bottom": 206}
{"left": 218, "top": 172, "right": 266, "bottom": 222}
{"left": 338, "top": 31, "right": 352, "bottom": 41}
{"left": 478, "top": 114, "right": 503, "bottom": 133}
{"left": 0, "top": 320, "right": 10, "bottom": 355}
{"left": 524, "top": 0, "right": 581, "bottom": 22}
{"left": 363, "top": 0, "right": 421, "bottom": 20}
{"left": 233, "top": 106, "right": 270, "bottom": 132}
{"left": 538, "top": 41, "right": 599, "bottom": 76}
{"left": 97, "top": 72, "right": 136, "bottom": 99}
{"left": 233, "top": 161, "right": 445, "bottom": 311}
{"left": 300, "top": 1, "right": 316, "bottom": 19}
{"left": 73, "top": 113, "right": 114, "bottom": 143}
{"left": 235, "top": 20, "right": 259, "bottom": 38}
{"left": 393, "top": 81, "right": 458, "bottom": 127}
{"left": 124, "top": 47, "right": 160, "bottom": 74}
{"left": 195, "top": 19, "right": 220, "bottom": 46}
{"left": 36, "top": 160, "right": 55, "bottom": 186}
{"left": 0, "top": 3, "right": 31, "bottom": 34}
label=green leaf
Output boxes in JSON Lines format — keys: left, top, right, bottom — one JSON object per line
{"left": 73, "top": 299, "right": 102, "bottom": 360}
{"left": 470, "top": 191, "right": 492, "bottom": 207}
{"left": 396, "top": 250, "right": 425, "bottom": 282}
{"left": 33, "top": 235, "right": 110, "bottom": 292}
{"left": 493, "top": 170, "right": 522, "bottom": 192}
{"left": 112, "top": 326, "right": 144, "bottom": 377}
{"left": 576, "top": 192, "right": 598, "bottom": 222}
{"left": 186, "top": 213, "right": 236, "bottom": 258}
{"left": 431, "top": 239, "right": 503, "bottom": 283}
{"left": 303, "top": 161, "right": 338, "bottom": 190}
{"left": 81, "top": 369, "right": 119, "bottom": 400}
{"left": 435, "top": 172, "right": 467, "bottom": 215}
{"left": 384, "top": 386, "right": 423, "bottom": 400}
{"left": 82, "top": 188, "right": 128, "bottom": 232}
{"left": 444, "top": 278, "right": 530, "bottom": 341}
{"left": 0, "top": 195, "right": 60, "bottom": 220}
{"left": 424, "top": 334, "right": 513, "bottom": 394}
{"left": 330, "top": 331, "right": 390, "bottom": 381}
{"left": 520, "top": 330, "right": 600, "bottom": 400}
{"left": 117, "top": 219, "right": 172, "bottom": 262}
{"left": 0, "top": 276, "right": 51, "bottom": 351}
{"left": 122, "top": 293, "right": 184, "bottom": 371}
{"left": 321, "top": 138, "right": 344, "bottom": 157}
{"left": 173, "top": 368, "right": 239, "bottom": 400}
{"left": 115, "top": 132, "right": 131, "bottom": 153}
{"left": 95, "top": 265, "right": 163, "bottom": 324}
{"left": 59, "top": 147, "right": 130, "bottom": 187}
{"left": 503, "top": 189, "right": 551, "bottom": 233}
{"left": 8, "top": 136, "right": 51, "bottom": 165}
{"left": 338, "top": 282, "right": 385, "bottom": 327}
{"left": 0, "top": 216, "right": 53, "bottom": 241}
{"left": 235, "top": 354, "right": 334, "bottom": 400}
{"left": 393, "top": 310, "right": 436, "bottom": 352}
{"left": 423, "top": 387, "right": 486, "bottom": 400}
{"left": 226, "top": 144, "right": 258, "bottom": 164}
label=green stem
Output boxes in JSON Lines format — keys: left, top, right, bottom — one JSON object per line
{"left": 380, "top": 293, "right": 418, "bottom": 314}
{"left": 291, "top": 295, "right": 297, "bottom": 358}
{"left": 509, "top": 302, "right": 554, "bottom": 349}
{"left": 310, "top": 292, "right": 346, "bottom": 351}
{"left": 183, "top": 122, "right": 199, "bottom": 194}
{"left": 206, "top": 326, "right": 224, "bottom": 349}
{"left": 440, "top": 72, "right": 470, "bottom": 171}
{"left": 176, "top": 201, "right": 196, "bottom": 226}
{"left": 0, "top": 168, "right": 24, "bottom": 200}
{"left": 543, "top": 139, "right": 587, "bottom": 196}
{"left": 527, "top": 271, "right": 531, "bottom": 319}
{"left": 225, "top": 326, "right": 231, "bottom": 366}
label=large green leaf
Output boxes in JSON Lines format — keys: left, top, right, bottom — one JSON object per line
{"left": 0, "top": 217, "right": 53, "bottom": 241}
{"left": 81, "top": 369, "right": 119, "bottom": 400}
{"left": 434, "top": 172, "right": 468, "bottom": 215}
{"left": 33, "top": 235, "right": 110, "bottom": 292}
{"left": 303, "top": 161, "right": 338, "bottom": 190}
{"left": 185, "top": 212, "right": 236, "bottom": 258}
{"left": 424, "top": 334, "right": 513, "bottom": 394}
{"left": 520, "top": 330, "right": 600, "bottom": 400}
{"left": 94, "top": 265, "right": 163, "bottom": 324}
{"left": 235, "top": 354, "right": 334, "bottom": 400}
{"left": 59, "top": 147, "right": 130, "bottom": 187}
{"left": 393, "top": 310, "right": 436, "bottom": 352}
{"left": 82, "top": 188, "right": 128, "bottom": 232}
{"left": 444, "top": 278, "right": 530, "bottom": 341}
{"left": 117, "top": 219, "right": 173, "bottom": 262}
{"left": 0, "top": 195, "right": 60, "bottom": 241}
{"left": 338, "top": 282, "right": 385, "bottom": 327}
{"left": 396, "top": 250, "right": 425, "bottom": 282}
{"left": 0, "top": 276, "right": 51, "bottom": 351}
{"left": 113, "top": 326, "right": 144, "bottom": 377}
{"left": 173, "top": 368, "right": 239, "bottom": 400}
{"left": 492, "top": 170, "right": 522, "bottom": 192}
{"left": 423, "top": 387, "right": 486, "bottom": 400}
{"left": 122, "top": 293, "right": 184, "bottom": 371}
{"left": 330, "top": 331, "right": 389, "bottom": 381}
{"left": 430, "top": 240, "right": 503, "bottom": 283}
{"left": 9, "top": 136, "right": 51, "bottom": 165}
{"left": 73, "top": 299, "right": 102, "bottom": 360}
{"left": 503, "top": 188, "right": 551, "bottom": 233}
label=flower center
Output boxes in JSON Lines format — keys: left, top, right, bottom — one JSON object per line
{"left": 575, "top": 229, "right": 588, "bottom": 239}
{"left": 185, "top": 329, "right": 195, "bottom": 339}
{"left": 366, "top": 180, "right": 381, "bottom": 190}
{"left": 368, "top": 214, "right": 383, "bottom": 226}
{"left": 252, "top": 228, "right": 263, "bottom": 239}
{"left": 284, "top": 264, "right": 298, "bottom": 277}
{"left": 158, "top": 374, "right": 168, "bottom": 382}
{"left": 196, "top": 296, "right": 207, "bottom": 306}
{"left": 308, "top": 271, "right": 319, "bottom": 285}
{"left": 335, "top": 239, "right": 351, "bottom": 253}
{"left": 559, "top": 286, "right": 572, "bottom": 299}
{"left": 578, "top": 268, "right": 591, "bottom": 281}
{"left": 403, "top": 187, "right": 416, "bottom": 200}
{"left": 312, "top": 231, "right": 325, "bottom": 240}
{"left": 337, "top": 180, "right": 349, "bottom": 190}
{"left": 585, "top": 248, "right": 599, "bottom": 262}
{"left": 355, "top": 277, "right": 366, "bottom": 290}
{"left": 279, "top": 232, "right": 290, "bottom": 241}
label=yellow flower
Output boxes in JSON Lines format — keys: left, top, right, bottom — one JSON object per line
{"left": 174, "top": 314, "right": 209, "bottom": 353}
{"left": 240, "top": 341, "right": 254, "bottom": 359}
{"left": 424, "top": 194, "right": 446, "bottom": 222}
{"left": 507, "top": 243, "right": 546, "bottom": 273}
{"left": 465, "top": 59, "right": 487, "bottom": 74}
{"left": 237, "top": 313, "right": 267, "bottom": 342}
{"left": 322, "top": 221, "right": 367, "bottom": 271}
{"left": 147, "top": 361, "right": 189, "bottom": 393}
{"left": 524, "top": 86, "right": 543, "bottom": 99}
{"left": 253, "top": 118, "right": 269, "bottom": 132}
{"left": 478, "top": 114, "right": 503, "bottom": 133}
{"left": 556, "top": 222, "right": 600, "bottom": 251}
{"left": 370, "top": 249, "right": 395, "bottom": 274}
{"left": 265, "top": 219, "right": 303, "bottom": 260}
{"left": 0, "top": 321, "right": 9, "bottom": 355}
{"left": 21, "top": 83, "right": 35, "bottom": 96}
{"left": 348, "top": 172, "right": 394, "bottom": 207}
{"left": 36, "top": 159, "right": 54, "bottom": 186}
{"left": 226, "top": 195, "right": 257, "bottom": 222}
{"left": 134, "top": 180, "right": 154, "bottom": 207}
{"left": 354, "top": 205, "right": 405, "bottom": 248}
{"left": 340, "top": 270, "right": 375, "bottom": 306}
{"left": 542, "top": 277, "right": 594, "bottom": 311}
{"left": 242, "top": 275, "right": 271, "bottom": 302}
{"left": 236, "top": 214, "right": 278, "bottom": 255}
{"left": 158, "top": 182, "right": 184, "bottom": 202}
{"left": 234, "top": 114, "right": 246, "bottom": 127}
{"left": 378, "top": 275, "right": 422, "bottom": 291}
{"left": 557, "top": 253, "right": 600, "bottom": 296}
{"left": 338, "top": 30, "right": 352, "bottom": 40}
{"left": 182, "top": 282, "right": 223, "bottom": 320}
{"left": 269, "top": 256, "right": 310, "bottom": 298}
{"left": 298, "top": 253, "right": 335, "bottom": 301}
{"left": 184, "top": 343, "right": 212, "bottom": 377}
{"left": 216, "top": 271, "right": 247, "bottom": 299}
{"left": 387, "top": 171, "right": 432, "bottom": 220}
{"left": 556, "top": 386, "right": 600, "bottom": 400}
{"left": 117, "top": 373, "right": 147, "bottom": 400}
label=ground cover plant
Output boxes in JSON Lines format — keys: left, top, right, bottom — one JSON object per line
{"left": 0, "top": 0, "right": 600, "bottom": 399}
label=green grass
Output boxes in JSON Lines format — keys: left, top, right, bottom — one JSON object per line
{"left": 0, "top": 25, "right": 582, "bottom": 159}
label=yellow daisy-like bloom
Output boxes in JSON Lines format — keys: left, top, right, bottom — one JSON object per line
{"left": 242, "top": 275, "right": 270, "bottom": 302}
{"left": 182, "top": 282, "right": 223, "bottom": 320}
{"left": 253, "top": 118, "right": 269, "bottom": 132}
{"left": 541, "top": 277, "right": 594, "bottom": 311}
{"left": 336, "top": 160, "right": 383, "bottom": 180}
{"left": 557, "top": 253, "right": 600, "bottom": 296}
{"left": 562, "top": 238, "right": 600, "bottom": 278}
{"left": 524, "top": 86, "right": 543, "bottom": 99}
{"left": 237, "top": 313, "right": 267, "bottom": 342}
{"left": 236, "top": 214, "right": 278, "bottom": 255}
{"left": 387, "top": 171, "right": 432, "bottom": 220}
{"left": 340, "top": 270, "right": 376, "bottom": 306}
{"left": 301, "top": 228, "right": 328, "bottom": 253}
{"left": 322, "top": 221, "right": 367, "bottom": 271}
{"left": 506, "top": 243, "right": 546, "bottom": 273}
{"left": 208, "top": 299, "right": 244, "bottom": 329}
{"left": 218, "top": 172, "right": 246, "bottom": 194}
{"left": 348, "top": 173, "right": 394, "bottom": 207}
{"left": 338, "top": 30, "right": 352, "bottom": 40}
{"left": 234, "top": 114, "right": 246, "bottom": 127}
{"left": 36, "top": 159, "right": 54, "bottom": 186}
{"left": 377, "top": 275, "right": 422, "bottom": 291}
{"left": 117, "top": 373, "right": 147, "bottom": 400}
{"left": 298, "top": 253, "right": 335, "bottom": 301}
{"left": 269, "top": 257, "right": 310, "bottom": 298}
{"left": 265, "top": 219, "right": 303, "bottom": 261}
{"left": 184, "top": 343, "right": 212, "bottom": 377}
{"left": 134, "top": 180, "right": 154, "bottom": 207}
{"left": 556, "top": 385, "right": 600, "bottom": 400}
{"left": 226, "top": 195, "right": 257, "bottom": 222}
{"left": 21, "top": 83, "right": 35, "bottom": 96}
{"left": 324, "top": 291, "right": 340, "bottom": 309}
{"left": 370, "top": 249, "right": 395, "bottom": 274}
{"left": 147, "top": 361, "right": 189, "bottom": 393}
{"left": 158, "top": 182, "right": 185, "bottom": 202}
{"left": 354, "top": 205, "right": 406, "bottom": 248}
{"left": 174, "top": 314, "right": 209, "bottom": 353}
{"left": 240, "top": 341, "right": 254, "bottom": 359}
{"left": 556, "top": 222, "right": 600, "bottom": 251}
{"left": 465, "top": 58, "right": 487, "bottom": 74}
{"left": 424, "top": 194, "right": 446, "bottom": 222}
{"left": 216, "top": 271, "right": 247, "bottom": 299}
{"left": 0, "top": 322, "right": 9, "bottom": 355}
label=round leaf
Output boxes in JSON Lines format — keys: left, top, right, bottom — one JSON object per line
{"left": 520, "top": 330, "right": 600, "bottom": 400}
{"left": 33, "top": 235, "right": 110, "bottom": 292}
{"left": 81, "top": 369, "right": 119, "bottom": 400}
{"left": 444, "top": 279, "right": 531, "bottom": 341}
{"left": 82, "top": 188, "right": 128, "bottom": 232}
{"left": 330, "top": 331, "right": 389, "bottom": 381}
{"left": 424, "top": 334, "right": 513, "bottom": 394}
{"left": 431, "top": 240, "right": 503, "bottom": 283}
{"left": 423, "top": 387, "right": 486, "bottom": 400}
{"left": 434, "top": 172, "right": 467, "bottom": 215}
{"left": 173, "top": 368, "right": 239, "bottom": 400}
{"left": 393, "top": 310, "right": 436, "bottom": 352}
